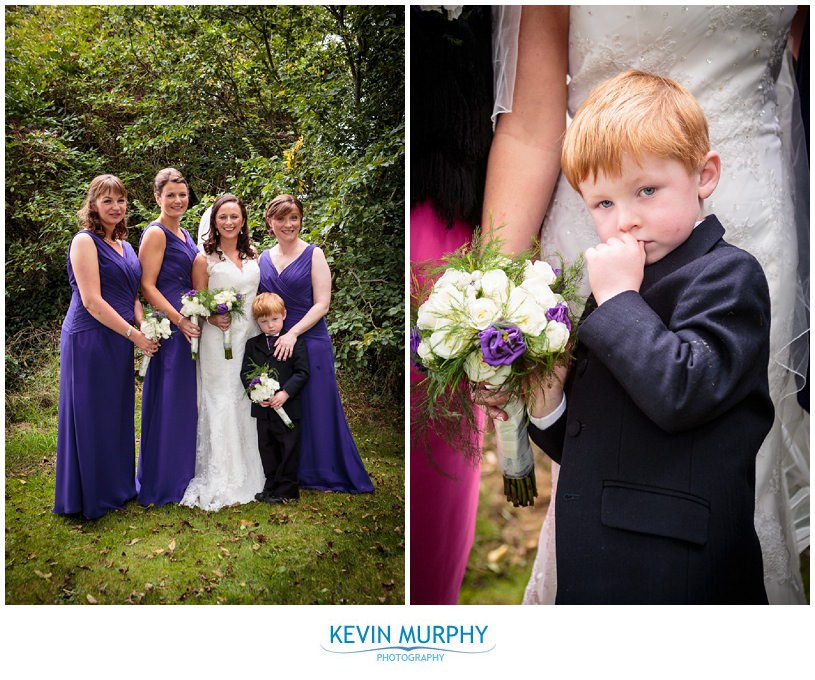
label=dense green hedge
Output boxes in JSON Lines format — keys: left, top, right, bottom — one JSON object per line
{"left": 5, "top": 5, "right": 404, "bottom": 399}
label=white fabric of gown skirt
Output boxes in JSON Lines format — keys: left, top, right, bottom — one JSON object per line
{"left": 181, "top": 253, "right": 266, "bottom": 511}
{"left": 503, "top": 5, "right": 810, "bottom": 605}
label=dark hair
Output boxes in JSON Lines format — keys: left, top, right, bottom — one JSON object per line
{"left": 153, "top": 167, "right": 187, "bottom": 196}
{"left": 77, "top": 174, "right": 128, "bottom": 240}
{"left": 264, "top": 193, "right": 304, "bottom": 230}
{"left": 410, "top": 6, "right": 494, "bottom": 228}
{"left": 203, "top": 194, "right": 255, "bottom": 260}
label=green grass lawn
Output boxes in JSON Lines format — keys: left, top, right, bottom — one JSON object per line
{"left": 5, "top": 331, "right": 404, "bottom": 605}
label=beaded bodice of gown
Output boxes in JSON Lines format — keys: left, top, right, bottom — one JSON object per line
{"left": 525, "top": 5, "right": 808, "bottom": 604}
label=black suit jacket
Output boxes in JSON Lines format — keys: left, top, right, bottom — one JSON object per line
{"left": 530, "top": 215, "right": 772, "bottom": 604}
{"left": 240, "top": 334, "right": 310, "bottom": 420}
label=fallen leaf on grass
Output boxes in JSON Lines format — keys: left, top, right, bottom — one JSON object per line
{"left": 86, "top": 594, "right": 98, "bottom": 604}
{"left": 34, "top": 569, "right": 52, "bottom": 580}
{"left": 126, "top": 538, "right": 140, "bottom": 546}
{"left": 18, "top": 479, "right": 26, "bottom": 485}
{"left": 168, "top": 539, "right": 176, "bottom": 552}
{"left": 219, "top": 547, "right": 230, "bottom": 556}
{"left": 212, "top": 569, "right": 223, "bottom": 578}
{"left": 487, "top": 544, "right": 509, "bottom": 564}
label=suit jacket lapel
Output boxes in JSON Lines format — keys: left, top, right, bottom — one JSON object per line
{"left": 642, "top": 214, "right": 724, "bottom": 289}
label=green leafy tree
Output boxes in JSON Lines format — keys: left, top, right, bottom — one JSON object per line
{"left": 5, "top": 4, "right": 404, "bottom": 400}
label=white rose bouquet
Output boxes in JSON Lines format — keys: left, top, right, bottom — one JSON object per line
{"left": 180, "top": 288, "right": 212, "bottom": 361}
{"left": 206, "top": 287, "right": 245, "bottom": 359}
{"left": 411, "top": 229, "right": 583, "bottom": 506}
{"left": 138, "top": 305, "right": 173, "bottom": 380}
{"left": 243, "top": 361, "right": 295, "bottom": 429}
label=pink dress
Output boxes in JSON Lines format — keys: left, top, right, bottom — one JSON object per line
{"left": 410, "top": 201, "right": 483, "bottom": 605}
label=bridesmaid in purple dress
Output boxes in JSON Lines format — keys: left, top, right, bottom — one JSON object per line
{"left": 136, "top": 168, "right": 201, "bottom": 506}
{"left": 258, "top": 194, "right": 374, "bottom": 493}
{"left": 54, "top": 175, "right": 160, "bottom": 519}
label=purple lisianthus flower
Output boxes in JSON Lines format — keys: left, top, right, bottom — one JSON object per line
{"left": 479, "top": 324, "right": 527, "bottom": 367}
{"left": 546, "top": 303, "right": 572, "bottom": 331}
{"left": 185, "top": 289, "right": 198, "bottom": 297}
{"left": 236, "top": 293, "right": 243, "bottom": 300}
{"left": 409, "top": 327, "right": 426, "bottom": 373}
{"left": 216, "top": 303, "right": 229, "bottom": 315}
{"left": 249, "top": 377, "right": 262, "bottom": 387}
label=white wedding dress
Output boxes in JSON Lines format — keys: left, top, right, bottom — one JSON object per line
{"left": 180, "top": 252, "right": 266, "bottom": 511}
{"left": 493, "top": 5, "right": 809, "bottom": 605}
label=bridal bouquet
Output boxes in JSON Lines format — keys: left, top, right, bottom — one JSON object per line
{"left": 180, "top": 288, "right": 213, "bottom": 361}
{"left": 207, "top": 288, "right": 245, "bottom": 359}
{"left": 243, "top": 360, "right": 295, "bottom": 429}
{"left": 138, "top": 305, "right": 173, "bottom": 380}
{"left": 411, "top": 229, "right": 582, "bottom": 506}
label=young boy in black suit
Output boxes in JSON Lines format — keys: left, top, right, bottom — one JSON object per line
{"left": 241, "top": 292, "right": 309, "bottom": 503}
{"left": 527, "top": 70, "right": 772, "bottom": 603}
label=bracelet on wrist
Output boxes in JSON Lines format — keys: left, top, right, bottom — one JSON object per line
{"left": 126, "top": 326, "right": 134, "bottom": 339}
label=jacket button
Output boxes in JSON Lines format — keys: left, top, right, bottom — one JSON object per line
{"left": 567, "top": 420, "right": 583, "bottom": 437}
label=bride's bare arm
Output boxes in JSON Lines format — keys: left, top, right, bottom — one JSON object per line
{"left": 482, "top": 5, "right": 569, "bottom": 256}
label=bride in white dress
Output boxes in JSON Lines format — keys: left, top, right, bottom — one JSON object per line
{"left": 486, "top": 5, "right": 809, "bottom": 604}
{"left": 181, "top": 194, "right": 266, "bottom": 511}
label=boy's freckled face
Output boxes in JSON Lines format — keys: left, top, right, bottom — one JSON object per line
{"left": 258, "top": 313, "right": 285, "bottom": 337}
{"left": 578, "top": 153, "right": 705, "bottom": 265}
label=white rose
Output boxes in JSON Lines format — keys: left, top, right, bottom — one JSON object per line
{"left": 417, "top": 339, "right": 433, "bottom": 363}
{"left": 505, "top": 286, "right": 549, "bottom": 336}
{"left": 523, "top": 260, "right": 557, "bottom": 287}
{"left": 518, "top": 277, "right": 557, "bottom": 312}
{"left": 466, "top": 296, "right": 501, "bottom": 331}
{"left": 479, "top": 269, "right": 511, "bottom": 305}
{"left": 427, "top": 328, "right": 468, "bottom": 359}
{"left": 434, "top": 268, "right": 472, "bottom": 292}
{"left": 463, "top": 352, "right": 512, "bottom": 386}
{"left": 545, "top": 321, "right": 570, "bottom": 352}
{"left": 416, "top": 284, "right": 465, "bottom": 330}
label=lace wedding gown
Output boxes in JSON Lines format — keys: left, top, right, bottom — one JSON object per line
{"left": 493, "top": 5, "right": 809, "bottom": 605}
{"left": 181, "top": 252, "right": 266, "bottom": 511}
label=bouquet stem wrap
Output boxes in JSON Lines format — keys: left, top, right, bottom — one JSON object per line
{"left": 223, "top": 327, "right": 233, "bottom": 360}
{"left": 138, "top": 355, "right": 151, "bottom": 380}
{"left": 493, "top": 397, "right": 537, "bottom": 507}
{"left": 190, "top": 314, "right": 200, "bottom": 361}
{"left": 274, "top": 406, "right": 295, "bottom": 430}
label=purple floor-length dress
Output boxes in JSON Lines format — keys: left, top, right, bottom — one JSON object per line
{"left": 54, "top": 232, "right": 140, "bottom": 520}
{"left": 258, "top": 245, "right": 374, "bottom": 493}
{"left": 137, "top": 222, "right": 198, "bottom": 506}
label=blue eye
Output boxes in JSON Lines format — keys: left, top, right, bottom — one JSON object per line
{"left": 598, "top": 200, "right": 613, "bottom": 209}
{"left": 641, "top": 187, "right": 656, "bottom": 196}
